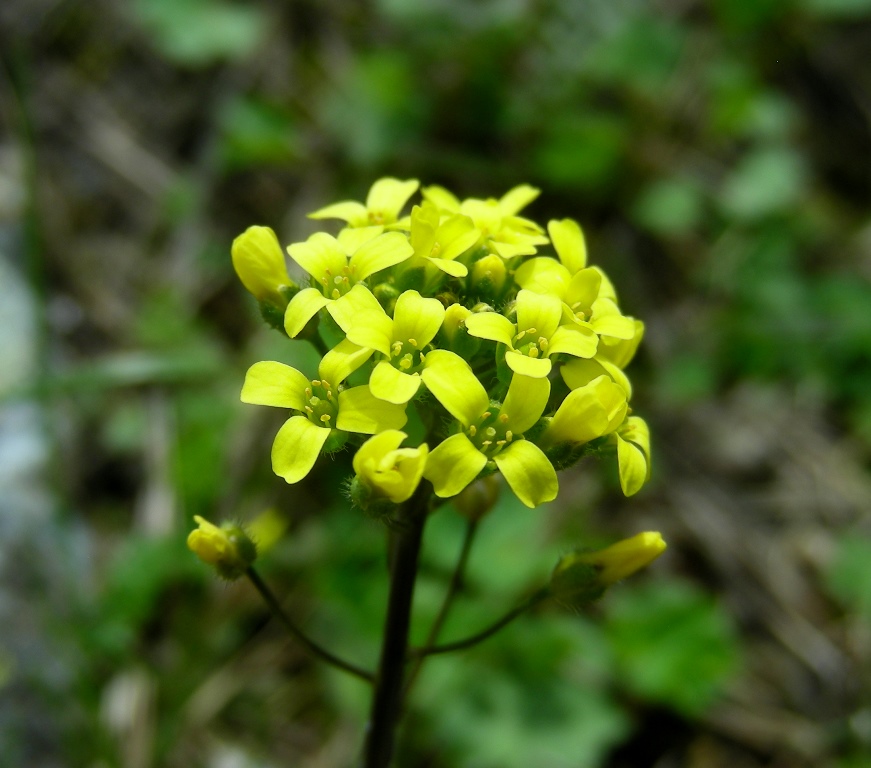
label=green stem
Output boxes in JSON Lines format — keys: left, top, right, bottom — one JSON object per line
{"left": 410, "top": 588, "right": 550, "bottom": 658}
{"left": 362, "top": 484, "right": 430, "bottom": 768}
{"left": 245, "top": 567, "right": 374, "bottom": 683}
{"left": 403, "top": 518, "right": 479, "bottom": 695}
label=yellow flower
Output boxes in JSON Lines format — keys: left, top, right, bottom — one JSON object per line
{"left": 352, "top": 430, "right": 429, "bottom": 504}
{"left": 241, "top": 340, "right": 406, "bottom": 483}
{"left": 231, "top": 226, "right": 296, "bottom": 306}
{"left": 464, "top": 288, "right": 598, "bottom": 378}
{"left": 561, "top": 319, "right": 645, "bottom": 398}
{"left": 421, "top": 352, "right": 557, "bottom": 508}
{"left": 405, "top": 203, "right": 480, "bottom": 279}
{"left": 422, "top": 184, "right": 548, "bottom": 259}
{"left": 539, "top": 375, "right": 628, "bottom": 449}
{"left": 187, "top": 515, "right": 257, "bottom": 580}
{"left": 283, "top": 230, "right": 413, "bottom": 338}
{"left": 308, "top": 177, "right": 419, "bottom": 228}
{"left": 328, "top": 284, "right": 450, "bottom": 404}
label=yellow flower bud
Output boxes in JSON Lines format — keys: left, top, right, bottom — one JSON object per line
{"left": 551, "top": 532, "right": 666, "bottom": 606}
{"left": 469, "top": 254, "right": 507, "bottom": 299}
{"left": 187, "top": 515, "right": 257, "bottom": 580}
{"left": 352, "top": 430, "right": 429, "bottom": 505}
{"left": 231, "top": 226, "right": 296, "bottom": 307}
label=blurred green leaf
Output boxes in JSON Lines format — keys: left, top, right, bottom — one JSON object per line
{"left": 605, "top": 580, "right": 741, "bottom": 716}
{"left": 632, "top": 178, "right": 705, "bottom": 236}
{"left": 218, "top": 96, "right": 300, "bottom": 171}
{"left": 418, "top": 617, "right": 630, "bottom": 768}
{"left": 132, "top": 0, "right": 266, "bottom": 66}
{"left": 534, "top": 113, "right": 627, "bottom": 190}
{"left": 320, "top": 51, "right": 427, "bottom": 166}
{"left": 825, "top": 534, "right": 871, "bottom": 621}
{"left": 720, "top": 146, "right": 807, "bottom": 220}
{"left": 801, "top": 0, "right": 871, "bottom": 16}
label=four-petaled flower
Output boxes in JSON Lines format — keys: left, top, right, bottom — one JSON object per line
{"left": 284, "top": 229, "right": 413, "bottom": 337}
{"left": 420, "top": 351, "right": 558, "bottom": 508}
{"left": 308, "top": 177, "right": 420, "bottom": 228}
{"left": 464, "top": 288, "right": 598, "bottom": 378}
{"left": 241, "top": 340, "right": 406, "bottom": 483}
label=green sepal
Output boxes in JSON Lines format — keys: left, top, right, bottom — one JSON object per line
{"left": 348, "top": 475, "right": 399, "bottom": 521}
{"left": 396, "top": 265, "right": 426, "bottom": 294}
{"left": 258, "top": 300, "right": 289, "bottom": 335}
{"left": 322, "top": 429, "right": 350, "bottom": 454}
{"left": 550, "top": 557, "right": 606, "bottom": 609}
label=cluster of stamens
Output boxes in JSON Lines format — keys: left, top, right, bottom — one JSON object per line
{"left": 466, "top": 408, "right": 514, "bottom": 456}
{"left": 303, "top": 379, "right": 338, "bottom": 426}
{"left": 514, "top": 327, "right": 549, "bottom": 359}
{"left": 390, "top": 338, "right": 422, "bottom": 372}
{"left": 320, "top": 266, "right": 355, "bottom": 300}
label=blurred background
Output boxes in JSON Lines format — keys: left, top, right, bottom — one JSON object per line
{"left": 2, "top": 0, "right": 871, "bottom": 766}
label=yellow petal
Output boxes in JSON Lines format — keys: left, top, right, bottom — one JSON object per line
{"left": 498, "top": 184, "right": 540, "bottom": 216}
{"left": 271, "top": 416, "right": 331, "bottom": 483}
{"left": 308, "top": 200, "right": 369, "bottom": 226}
{"left": 350, "top": 231, "right": 414, "bottom": 279}
{"left": 548, "top": 325, "right": 599, "bottom": 359}
{"left": 501, "top": 374, "right": 550, "bottom": 434}
{"left": 464, "top": 311, "right": 515, "bottom": 346}
{"left": 241, "top": 361, "right": 309, "bottom": 410}
{"left": 392, "top": 290, "right": 445, "bottom": 347}
{"left": 617, "top": 435, "right": 648, "bottom": 496}
{"left": 366, "top": 178, "right": 419, "bottom": 220}
{"left": 505, "top": 350, "right": 552, "bottom": 378}
{"left": 516, "top": 289, "right": 562, "bottom": 339}
{"left": 493, "top": 440, "right": 558, "bottom": 508}
{"left": 428, "top": 257, "right": 468, "bottom": 277}
{"left": 327, "top": 283, "right": 387, "bottom": 337}
{"left": 420, "top": 350, "right": 489, "bottom": 426}
{"left": 543, "top": 376, "right": 627, "bottom": 446}
{"left": 287, "top": 232, "right": 346, "bottom": 279}
{"left": 423, "top": 433, "right": 488, "bottom": 498}
{"left": 370, "top": 361, "right": 422, "bottom": 404}
{"left": 515, "top": 257, "right": 571, "bottom": 298}
{"left": 336, "top": 386, "right": 407, "bottom": 434}
{"left": 548, "top": 218, "right": 587, "bottom": 273}
{"left": 319, "top": 338, "right": 374, "bottom": 386}
{"left": 590, "top": 298, "right": 636, "bottom": 340}
{"left": 284, "top": 287, "right": 330, "bottom": 338}
{"left": 421, "top": 185, "right": 461, "bottom": 212}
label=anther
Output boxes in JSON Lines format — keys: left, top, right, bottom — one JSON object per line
{"left": 468, "top": 425, "right": 477, "bottom": 437}
{"left": 408, "top": 338, "right": 418, "bottom": 348}
{"left": 505, "top": 430, "right": 513, "bottom": 442}
{"left": 304, "top": 406, "right": 314, "bottom": 414}
{"left": 499, "top": 414, "right": 509, "bottom": 423}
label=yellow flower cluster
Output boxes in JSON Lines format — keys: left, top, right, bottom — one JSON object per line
{"left": 232, "top": 179, "right": 651, "bottom": 509}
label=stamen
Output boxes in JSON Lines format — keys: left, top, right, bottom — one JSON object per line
{"left": 538, "top": 336, "right": 549, "bottom": 352}
{"left": 391, "top": 341, "right": 403, "bottom": 357}
{"left": 505, "top": 430, "right": 513, "bottom": 442}
{"left": 468, "top": 425, "right": 477, "bottom": 437}
{"left": 305, "top": 387, "right": 313, "bottom": 398}
{"left": 528, "top": 346, "right": 540, "bottom": 358}
{"left": 481, "top": 440, "right": 493, "bottom": 447}
{"left": 304, "top": 406, "right": 314, "bottom": 414}
{"left": 408, "top": 338, "right": 418, "bottom": 348}
{"left": 481, "top": 411, "right": 491, "bottom": 420}
{"left": 398, "top": 354, "right": 414, "bottom": 371}
{"left": 311, "top": 380, "right": 320, "bottom": 387}
{"left": 499, "top": 414, "right": 509, "bottom": 423}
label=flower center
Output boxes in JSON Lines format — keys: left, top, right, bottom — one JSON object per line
{"left": 389, "top": 338, "right": 425, "bottom": 372}
{"left": 466, "top": 407, "right": 514, "bottom": 457}
{"left": 302, "top": 379, "right": 339, "bottom": 427}
{"left": 319, "top": 264, "right": 356, "bottom": 300}
{"left": 514, "top": 327, "right": 549, "bottom": 359}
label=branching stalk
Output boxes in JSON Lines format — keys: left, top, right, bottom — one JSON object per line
{"left": 245, "top": 567, "right": 374, "bottom": 683}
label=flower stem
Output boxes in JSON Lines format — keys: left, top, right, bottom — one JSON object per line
{"left": 403, "top": 518, "right": 479, "bottom": 696}
{"left": 244, "top": 567, "right": 374, "bottom": 683}
{"left": 362, "top": 484, "right": 430, "bottom": 768}
{"left": 410, "top": 588, "right": 550, "bottom": 658}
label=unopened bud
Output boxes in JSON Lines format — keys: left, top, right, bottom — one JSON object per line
{"left": 469, "top": 254, "right": 507, "bottom": 300}
{"left": 231, "top": 226, "right": 297, "bottom": 309}
{"left": 187, "top": 515, "right": 257, "bottom": 580}
{"left": 550, "top": 532, "right": 666, "bottom": 607}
